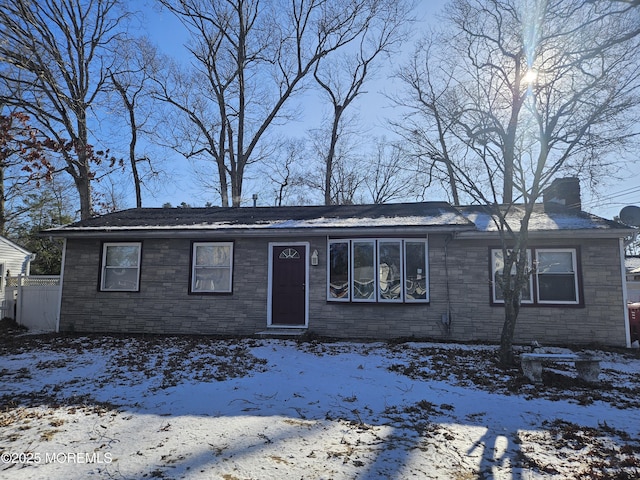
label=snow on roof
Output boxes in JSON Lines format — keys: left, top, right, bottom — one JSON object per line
{"left": 458, "top": 204, "right": 630, "bottom": 233}
{"left": 626, "top": 256, "right": 640, "bottom": 274}
{"left": 45, "top": 201, "right": 632, "bottom": 237}
{"left": 52, "top": 213, "right": 470, "bottom": 231}
{"left": 45, "top": 202, "right": 475, "bottom": 234}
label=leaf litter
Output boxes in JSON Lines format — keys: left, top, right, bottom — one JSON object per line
{"left": 0, "top": 333, "right": 638, "bottom": 479}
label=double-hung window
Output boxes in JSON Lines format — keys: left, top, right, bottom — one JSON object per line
{"left": 327, "top": 238, "right": 428, "bottom": 303}
{"left": 190, "top": 242, "right": 234, "bottom": 293}
{"left": 491, "top": 249, "right": 533, "bottom": 304}
{"left": 101, "top": 242, "right": 142, "bottom": 292}
{"left": 490, "top": 247, "right": 580, "bottom": 306}
{"left": 535, "top": 249, "right": 579, "bottom": 304}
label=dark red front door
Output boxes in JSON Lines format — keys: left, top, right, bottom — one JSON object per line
{"left": 271, "top": 245, "right": 306, "bottom": 326}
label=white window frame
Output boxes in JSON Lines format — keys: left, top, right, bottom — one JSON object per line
{"left": 100, "top": 242, "right": 142, "bottom": 292}
{"left": 351, "top": 239, "right": 376, "bottom": 303}
{"left": 327, "top": 238, "right": 430, "bottom": 304}
{"left": 535, "top": 248, "right": 580, "bottom": 305}
{"left": 190, "top": 241, "right": 234, "bottom": 294}
{"left": 327, "top": 240, "right": 350, "bottom": 302}
{"left": 378, "top": 239, "right": 404, "bottom": 303}
{"left": 491, "top": 249, "right": 534, "bottom": 304}
{"left": 404, "top": 239, "right": 429, "bottom": 303}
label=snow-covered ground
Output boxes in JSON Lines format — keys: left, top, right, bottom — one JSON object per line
{"left": 1, "top": 334, "right": 639, "bottom": 479}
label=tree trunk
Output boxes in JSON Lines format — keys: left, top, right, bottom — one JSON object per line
{"left": 131, "top": 153, "right": 142, "bottom": 208}
{"left": 75, "top": 170, "right": 92, "bottom": 220}
{"left": 445, "top": 157, "right": 460, "bottom": 205}
{"left": 75, "top": 109, "right": 93, "bottom": 219}
{"left": 503, "top": 57, "right": 526, "bottom": 204}
{"left": 324, "top": 106, "right": 343, "bottom": 205}
{"left": 216, "top": 153, "right": 230, "bottom": 207}
{"left": 126, "top": 107, "right": 142, "bottom": 208}
{"left": 499, "top": 296, "right": 519, "bottom": 366}
{"left": 498, "top": 234, "right": 530, "bottom": 367}
{"left": 112, "top": 72, "right": 143, "bottom": 208}
{"left": 232, "top": 155, "right": 244, "bottom": 207}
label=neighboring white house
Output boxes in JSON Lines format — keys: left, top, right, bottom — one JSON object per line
{"left": 626, "top": 256, "right": 640, "bottom": 303}
{"left": 0, "top": 235, "right": 33, "bottom": 307}
{"left": 0, "top": 236, "right": 59, "bottom": 330}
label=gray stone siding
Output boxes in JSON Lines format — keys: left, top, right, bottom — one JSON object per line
{"left": 59, "top": 234, "right": 627, "bottom": 346}
{"left": 441, "top": 237, "right": 627, "bottom": 346}
{"left": 60, "top": 237, "right": 271, "bottom": 335}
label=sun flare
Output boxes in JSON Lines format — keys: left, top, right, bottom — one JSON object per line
{"left": 522, "top": 69, "right": 538, "bottom": 84}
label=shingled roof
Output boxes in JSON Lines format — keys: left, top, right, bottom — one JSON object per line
{"left": 45, "top": 201, "right": 633, "bottom": 239}
{"left": 457, "top": 204, "right": 632, "bottom": 236}
{"left": 45, "top": 202, "right": 475, "bottom": 238}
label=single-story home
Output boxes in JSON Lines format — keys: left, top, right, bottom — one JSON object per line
{"left": 45, "top": 178, "right": 636, "bottom": 347}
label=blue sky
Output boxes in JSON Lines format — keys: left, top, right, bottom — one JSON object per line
{"left": 125, "top": 0, "right": 639, "bottom": 221}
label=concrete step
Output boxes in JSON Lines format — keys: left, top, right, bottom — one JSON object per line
{"left": 255, "top": 328, "right": 307, "bottom": 338}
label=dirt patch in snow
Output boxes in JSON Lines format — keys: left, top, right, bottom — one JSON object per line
{"left": 0, "top": 334, "right": 268, "bottom": 410}
{"left": 383, "top": 342, "right": 640, "bottom": 409}
{"left": 519, "top": 419, "right": 640, "bottom": 479}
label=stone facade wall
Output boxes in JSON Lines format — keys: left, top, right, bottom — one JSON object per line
{"left": 441, "top": 236, "right": 627, "bottom": 346}
{"left": 60, "top": 237, "right": 270, "bottom": 335}
{"left": 59, "top": 234, "right": 627, "bottom": 346}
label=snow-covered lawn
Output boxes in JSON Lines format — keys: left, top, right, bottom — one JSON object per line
{"left": 1, "top": 334, "right": 639, "bottom": 479}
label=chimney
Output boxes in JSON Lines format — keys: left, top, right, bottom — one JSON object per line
{"left": 543, "top": 177, "right": 581, "bottom": 212}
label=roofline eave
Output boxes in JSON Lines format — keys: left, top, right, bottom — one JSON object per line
{"left": 454, "top": 228, "right": 635, "bottom": 240}
{"left": 43, "top": 225, "right": 476, "bottom": 239}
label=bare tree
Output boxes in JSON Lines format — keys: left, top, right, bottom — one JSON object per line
{"left": 312, "top": 0, "right": 412, "bottom": 205}
{"left": 363, "top": 139, "right": 423, "bottom": 204}
{"left": 254, "top": 138, "right": 308, "bottom": 207}
{"left": 391, "top": 35, "right": 463, "bottom": 205}
{"left": 304, "top": 118, "right": 366, "bottom": 205}
{"left": 109, "top": 37, "right": 162, "bottom": 208}
{"left": 398, "top": 0, "right": 640, "bottom": 365}
{"left": 0, "top": 0, "right": 128, "bottom": 219}
{"left": 155, "top": 0, "right": 392, "bottom": 207}
{"left": 331, "top": 157, "right": 364, "bottom": 205}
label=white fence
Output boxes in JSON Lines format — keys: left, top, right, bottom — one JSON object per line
{"left": 3, "top": 275, "right": 61, "bottom": 332}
